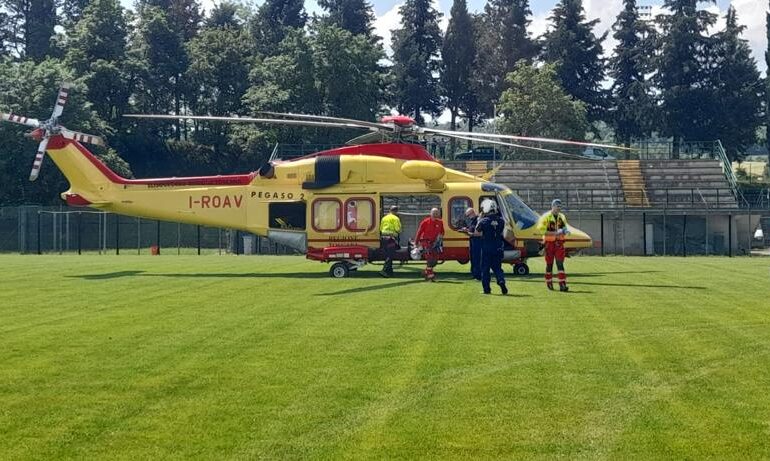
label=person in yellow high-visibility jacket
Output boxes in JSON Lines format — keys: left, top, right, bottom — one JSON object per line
{"left": 379, "top": 205, "right": 402, "bottom": 277}
{"left": 537, "top": 199, "right": 570, "bottom": 292}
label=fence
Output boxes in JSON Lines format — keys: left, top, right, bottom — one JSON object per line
{"left": 504, "top": 187, "right": 746, "bottom": 211}
{"left": 563, "top": 209, "right": 760, "bottom": 257}
{"left": 0, "top": 205, "right": 764, "bottom": 257}
{"left": 0, "top": 206, "right": 295, "bottom": 255}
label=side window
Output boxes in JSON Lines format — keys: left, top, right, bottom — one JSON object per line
{"left": 345, "top": 198, "right": 375, "bottom": 232}
{"left": 449, "top": 197, "right": 472, "bottom": 230}
{"left": 312, "top": 199, "right": 341, "bottom": 232}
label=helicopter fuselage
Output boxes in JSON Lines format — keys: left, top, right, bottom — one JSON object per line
{"left": 45, "top": 137, "right": 592, "bottom": 272}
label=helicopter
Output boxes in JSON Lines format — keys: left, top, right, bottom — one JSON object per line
{"left": 2, "top": 85, "right": 621, "bottom": 278}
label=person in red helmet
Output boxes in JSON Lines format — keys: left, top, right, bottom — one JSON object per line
{"left": 415, "top": 207, "right": 445, "bottom": 281}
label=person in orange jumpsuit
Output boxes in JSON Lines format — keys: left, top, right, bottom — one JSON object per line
{"left": 537, "top": 199, "right": 571, "bottom": 292}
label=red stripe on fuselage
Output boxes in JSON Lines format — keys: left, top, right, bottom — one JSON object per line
{"left": 48, "top": 136, "right": 256, "bottom": 186}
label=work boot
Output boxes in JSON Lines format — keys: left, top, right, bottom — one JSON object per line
{"left": 559, "top": 283, "right": 569, "bottom": 292}
{"left": 547, "top": 282, "right": 554, "bottom": 291}
{"left": 500, "top": 284, "right": 508, "bottom": 295}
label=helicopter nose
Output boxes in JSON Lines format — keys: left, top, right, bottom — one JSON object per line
{"left": 567, "top": 226, "right": 592, "bottom": 247}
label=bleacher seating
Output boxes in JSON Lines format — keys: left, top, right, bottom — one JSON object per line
{"left": 445, "top": 158, "right": 738, "bottom": 210}
{"left": 641, "top": 160, "right": 737, "bottom": 209}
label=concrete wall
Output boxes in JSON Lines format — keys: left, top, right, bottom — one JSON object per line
{"left": 566, "top": 210, "right": 758, "bottom": 256}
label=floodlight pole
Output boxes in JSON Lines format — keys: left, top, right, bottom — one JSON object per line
{"left": 77, "top": 211, "right": 82, "bottom": 255}
{"left": 600, "top": 213, "right": 605, "bottom": 257}
{"left": 36, "top": 211, "right": 41, "bottom": 255}
{"left": 682, "top": 214, "right": 687, "bottom": 257}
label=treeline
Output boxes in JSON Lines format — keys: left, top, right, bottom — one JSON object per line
{"left": 0, "top": 0, "right": 767, "bottom": 204}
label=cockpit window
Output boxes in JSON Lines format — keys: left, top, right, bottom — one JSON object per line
{"left": 502, "top": 192, "right": 539, "bottom": 230}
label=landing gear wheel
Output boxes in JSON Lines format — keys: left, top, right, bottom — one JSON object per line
{"left": 513, "top": 263, "right": 530, "bottom": 276}
{"left": 330, "top": 262, "right": 350, "bottom": 278}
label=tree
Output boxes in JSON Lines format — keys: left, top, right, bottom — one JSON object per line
{"left": 317, "top": 0, "right": 375, "bottom": 36}
{"left": 128, "top": 5, "right": 188, "bottom": 137}
{"left": 243, "top": 24, "right": 386, "bottom": 150}
{"left": 206, "top": 1, "right": 240, "bottom": 29}
{"left": 249, "top": 0, "right": 307, "bottom": 55}
{"left": 709, "top": 6, "right": 762, "bottom": 160}
{"left": 312, "top": 24, "right": 385, "bottom": 122}
{"left": 390, "top": 0, "right": 442, "bottom": 123}
{"left": 136, "top": 0, "right": 202, "bottom": 41}
{"left": 441, "top": 0, "right": 475, "bottom": 153}
{"left": 474, "top": 1, "right": 537, "bottom": 119}
{"left": 65, "top": 0, "right": 130, "bottom": 123}
{"left": 0, "top": 11, "right": 13, "bottom": 57}
{"left": 186, "top": 12, "right": 252, "bottom": 156}
{"left": 541, "top": 0, "right": 606, "bottom": 123}
{"left": 497, "top": 62, "right": 588, "bottom": 141}
{"left": 655, "top": 0, "right": 716, "bottom": 152}
{"left": 0, "top": 0, "right": 57, "bottom": 60}
{"left": 60, "top": 0, "right": 90, "bottom": 28}
{"left": 608, "top": 0, "right": 655, "bottom": 146}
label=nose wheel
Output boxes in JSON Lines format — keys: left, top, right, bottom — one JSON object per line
{"left": 512, "top": 263, "right": 529, "bottom": 276}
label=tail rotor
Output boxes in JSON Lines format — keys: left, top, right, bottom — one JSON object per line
{"left": 0, "top": 84, "right": 104, "bottom": 181}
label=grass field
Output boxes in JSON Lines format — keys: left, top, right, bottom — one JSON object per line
{"left": 1, "top": 255, "right": 769, "bottom": 460}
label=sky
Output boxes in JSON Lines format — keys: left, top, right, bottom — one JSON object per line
{"left": 117, "top": 0, "right": 768, "bottom": 73}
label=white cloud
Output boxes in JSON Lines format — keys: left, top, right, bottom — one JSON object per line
{"left": 373, "top": 0, "right": 450, "bottom": 55}
{"left": 374, "top": 2, "right": 403, "bottom": 54}
{"left": 733, "top": 0, "right": 768, "bottom": 74}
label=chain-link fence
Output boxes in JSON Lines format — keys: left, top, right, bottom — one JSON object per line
{"left": 0, "top": 205, "right": 764, "bottom": 257}
{"left": 0, "top": 206, "right": 296, "bottom": 255}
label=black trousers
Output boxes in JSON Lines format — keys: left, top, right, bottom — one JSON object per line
{"left": 380, "top": 236, "right": 398, "bottom": 273}
{"left": 480, "top": 248, "right": 506, "bottom": 293}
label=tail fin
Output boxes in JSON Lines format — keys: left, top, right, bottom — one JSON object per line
{"left": 46, "top": 136, "right": 118, "bottom": 206}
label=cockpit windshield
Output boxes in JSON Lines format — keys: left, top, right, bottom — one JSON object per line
{"left": 501, "top": 191, "right": 539, "bottom": 230}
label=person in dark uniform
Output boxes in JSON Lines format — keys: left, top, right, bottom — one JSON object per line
{"left": 474, "top": 199, "right": 508, "bottom": 295}
{"left": 461, "top": 207, "right": 481, "bottom": 280}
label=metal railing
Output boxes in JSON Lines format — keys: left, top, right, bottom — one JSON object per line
{"left": 509, "top": 187, "right": 747, "bottom": 212}
{"left": 715, "top": 140, "right": 740, "bottom": 200}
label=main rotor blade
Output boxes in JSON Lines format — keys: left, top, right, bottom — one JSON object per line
{"left": 257, "top": 111, "right": 394, "bottom": 131}
{"left": 423, "top": 127, "right": 633, "bottom": 151}
{"left": 443, "top": 133, "right": 592, "bottom": 161}
{"left": 51, "top": 83, "right": 72, "bottom": 119}
{"left": 61, "top": 128, "right": 105, "bottom": 146}
{"left": 29, "top": 137, "right": 49, "bottom": 181}
{"left": 1, "top": 112, "right": 41, "bottom": 128}
{"left": 345, "top": 131, "right": 391, "bottom": 145}
{"left": 124, "top": 114, "right": 379, "bottom": 131}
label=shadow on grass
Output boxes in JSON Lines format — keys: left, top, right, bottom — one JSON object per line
{"left": 317, "top": 279, "right": 427, "bottom": 296}
{"left": 514, "top": 278, "right": 705, "bottom": 290}
{"left": 68, "top": 270, "right": 477, "bottom": 282}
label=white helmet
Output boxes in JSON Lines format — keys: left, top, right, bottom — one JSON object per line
{"left": 481, "top": 199, "right": 498, "bottom": 214}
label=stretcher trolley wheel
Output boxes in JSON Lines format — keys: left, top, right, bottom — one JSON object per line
{"left": 329, "top": 262, "right": 350, "bottom": 278}
{"left": 513, "top": 263, "right": 529, "bottom": 276}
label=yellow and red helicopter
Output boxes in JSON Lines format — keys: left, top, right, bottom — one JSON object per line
{"left": 2, "top": 85, "right": 621, "bottom": 277}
